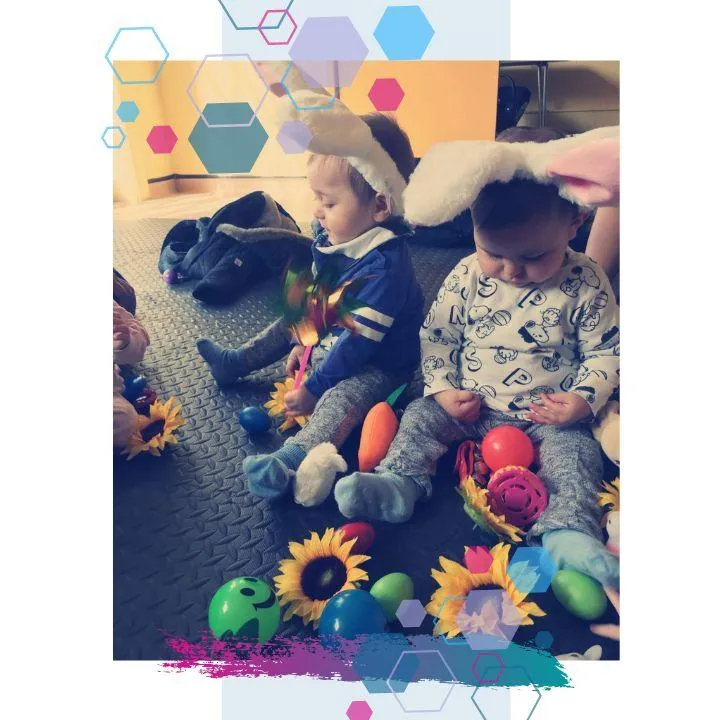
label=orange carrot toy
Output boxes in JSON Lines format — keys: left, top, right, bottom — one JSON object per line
{"left": 358, "top": 385, "right": 406, "bottom": 472}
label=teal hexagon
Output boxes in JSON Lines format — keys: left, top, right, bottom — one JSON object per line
{"left": 374, "top": 6, "right": 435, "bottom": 60}
{"left": 189, "top": 103, "right": 268, "bottom": 173}
{"left": 116, "top": 101, "right": 140, "bottom": 123}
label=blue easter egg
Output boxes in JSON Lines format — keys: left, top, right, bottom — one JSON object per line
{"left": 238, "top": 406, "right": 272, "bottom": 434}
{"left": 318, "top": 589, "right": 387, "bottom": 639}
{"left": 123, "top": 374, "right": 147, "bottom": 402}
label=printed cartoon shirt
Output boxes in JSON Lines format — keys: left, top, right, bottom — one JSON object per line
{"left": 421, "top": 250, "right": 619, "bottom": 418}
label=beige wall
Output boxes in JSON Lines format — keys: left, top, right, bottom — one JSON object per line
{"left": 504, "top": 61, "right": 619, "bottom": 133}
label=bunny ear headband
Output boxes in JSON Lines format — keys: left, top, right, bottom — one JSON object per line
{"left": 278, "top": 89, "right": 408, "bottom": 216}
{"left": 403, "top": 125, "right": 619, "bottom": 227}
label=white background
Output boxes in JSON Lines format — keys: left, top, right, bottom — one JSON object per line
{"left": 1, "top": 1, "right": 717, "bottom": 718}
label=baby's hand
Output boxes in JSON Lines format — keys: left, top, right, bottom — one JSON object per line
{"left": 434, "top": 389, "right": 482, "bottom": 424}
{"left": 285, "top": 345, "right": 306, "bottom": 376}
{"left": 526, "top": 392, "right": 591, "bottom": 426}
{"left": 284, "top": 385, "right": 318, "bottom": 416}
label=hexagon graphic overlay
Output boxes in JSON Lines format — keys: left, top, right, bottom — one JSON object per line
{"left": 105, "top": 27, "right": 169, "bottom": 85}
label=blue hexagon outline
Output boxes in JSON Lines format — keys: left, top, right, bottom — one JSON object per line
{"left": 433, "top": 594, "right": 470, "bottom": 646}
{"left": 387, "top": 649, "right": 457, "bottom": 713}
{"left": 101, "top": 125, "right": 126, "bottom": 149}
{"left": 218, "top": 0, "right": 295, "bottom": 31}
{"left": 187, "top": 54, "right": 270, "bottom": 129}
{"left": 470, "top": 665, "right": 542, "bottom": 720}
{"left": 373, "top": 6, "right": 435, "bottom": 61}
{"left": 116, "top": 100, "right": 140, "bottom": 123}
{"left": 105, "top": 27, "right": 169, "bottom": 85}
{"left": 279, "top": 63, "right": 337, "bottom": 112}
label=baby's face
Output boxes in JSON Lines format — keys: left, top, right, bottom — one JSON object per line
{"left": 308, "top": 156, "right": 380, "bottom": 245}
{"left": 473, "top": 212, "right": 584, "bottom": 287}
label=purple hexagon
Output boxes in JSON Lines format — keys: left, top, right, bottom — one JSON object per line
{"left": 471, "top": 652, "right": 506, "bottom": 685}
{"left": 457, "top": 588, "right": 523, "bottom": 650}
{"left": 396, "top": 599, "right": 426, "bottom": 629}
{"left": 387, "top": 650, "right": 457, "bottom": 713}
{"left": 289, "top": 17, "right": 368, "bottom": 89}
{"left": 346, "top": 700, "right": 372, "bottom": 720}
{"left": 277, "top": 120, "right": 312, "bottom": 154}
{"left": 187, "top": 54, "right": 270, "bottom": 128}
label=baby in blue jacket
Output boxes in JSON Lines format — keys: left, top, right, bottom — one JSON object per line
{"left": 197, "top": 95, "right": 424, "bottom": 507}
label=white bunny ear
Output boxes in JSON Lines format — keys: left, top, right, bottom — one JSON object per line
{"left": 277, "top": 90, "right": 408, "bottom": 215}
{"left": 403, "top": 126, "right": 620, "bottom": 227}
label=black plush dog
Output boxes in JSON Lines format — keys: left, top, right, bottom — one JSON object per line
{"left": 158, "top": 191, "right": 312, "bottom": 305}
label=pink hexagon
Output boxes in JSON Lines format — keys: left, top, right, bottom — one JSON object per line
{"left": 259, "top": 9, "right": 298, "bottom": 46}
{"left": 465, "top": 545, "right": 493, "bottom": 574}
{"left": 368, "top": 78, "right": 405, "bottom": 111}
{"left": 346, "top": 700, "right": 372, "bottom": 720}
{"left": 147, "top": 125, "right": 177, "bottom": 154}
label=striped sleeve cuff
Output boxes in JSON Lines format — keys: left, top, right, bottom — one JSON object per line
{"left": 351, "top": 306, "right": 395, "bottom": 343}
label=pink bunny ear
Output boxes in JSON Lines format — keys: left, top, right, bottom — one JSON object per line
{"left": 547, "top": 138, "right": 620, "bottom": 207}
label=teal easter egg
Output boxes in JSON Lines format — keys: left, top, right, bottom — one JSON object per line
{"left": 238, "top": 406, "right": 272, "bottom": 434}
{"left": 370, "top": 572, "right": 415, "bottom": 620}
{"left": 551, "top": 570, "right": 608, "bottom": 621}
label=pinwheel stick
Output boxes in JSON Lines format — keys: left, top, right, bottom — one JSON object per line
{"left": 294, "top": 345, "right": 313, "bottom": 390}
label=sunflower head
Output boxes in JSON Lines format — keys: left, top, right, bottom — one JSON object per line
{"left": 124, "top": 396, "right": 186, "bottom": 460}
{"left": 458, "top": 476, "right": 524, "bottom": 543}
{"left": 426, "top": 543, "right": 545, "bottom": 641}
{"left": 265, "top": 375, "right": 312, "bottom": 432}
{"left": 273, "top": 528, "right": 370, "bottom": 628}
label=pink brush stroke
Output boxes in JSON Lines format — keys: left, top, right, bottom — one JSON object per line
{"left": 162, "top": 631, "right": 364, "bottom": 680}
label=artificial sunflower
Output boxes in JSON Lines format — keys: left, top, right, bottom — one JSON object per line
{"left": 265, "top": 374, "right": 312, "bottom": 432}
{"left": 273, "top": 527, "right": 370, "bottom": 628}
{"left": 426, "top": 543, "right": 545, "bottom": 640}
{"left": 124, "top": 396, "right": 186, "bottom": 460}
{"left": 598, "top": 477, "right": 620, "bottom": 512}
{"left": 457, "top": 475, "right": 524, "bottom": 543}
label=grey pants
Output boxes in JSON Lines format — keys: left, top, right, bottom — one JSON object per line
{"left": 380, "top": 396, "right": 604, "bottom": 540}
{"left": 241, "top": 319, "right": 409, "bottom": 455}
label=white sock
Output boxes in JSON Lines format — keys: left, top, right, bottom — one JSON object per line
{"left": 293, "top": 443, "right": 347, "bottom": 507}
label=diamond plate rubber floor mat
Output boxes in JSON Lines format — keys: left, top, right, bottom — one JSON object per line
{"left": 113, "top": 218, "right": 618, "bottom": 660}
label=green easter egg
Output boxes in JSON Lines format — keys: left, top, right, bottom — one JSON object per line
{"left": 551, "top": 570, "right": 608, "bottom": 621}
{"left": 370, "top": 573, "right": 415, "bottom": 620}
{"left": 208, "top": 577, "right": 281, "bottom": 643}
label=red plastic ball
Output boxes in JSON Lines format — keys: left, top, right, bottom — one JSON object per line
{"left": 480, "top": 426, "right": 534, "bottom": 471}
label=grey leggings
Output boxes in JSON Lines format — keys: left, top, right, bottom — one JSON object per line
{"left": 381, "top": 396, "right": 604, "bottom": 540}
{"left": 240, "top": 319, "right": 410, "bottom": 455}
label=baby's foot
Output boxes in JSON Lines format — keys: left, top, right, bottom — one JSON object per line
{"left": 294, "top": 443, "right": 347, "bottom": 507}
{"left": 196, "top": 338, "right": 248, "bottom": 386}
{"left": 542, "top": 529, "right": 620, "bottom": 588}
{"left": 244, "top": 444, "right": 306, "bottom": 500}
{"left": 334, "top": 470, "right": 425, "bottom": 523}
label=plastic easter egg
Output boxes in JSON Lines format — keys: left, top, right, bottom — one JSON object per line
{"left": 370, "top": 573, "right": 415, "bottom": 620}
{"left": 208, "top": 577, "right": 281, "bottom": 643}
{"left": 123, "top": 374, "right": 147, "bottom": 403}
{"left": 338, "top": 522, "right": 375, "bottom": 554}
{"left": 238, "top": 406, "right": 272, "bottom": 434}
{"left": 163, "top": 268, "right": 179, "bottom": 285}
{"left": 318, "top": 589, "right": 387, "bottom": 639}
{"left": 551, "top": 570, "right": 608, "bottom": 621}
{"left": 481, "top": 426, "right": 534, "bottom": 471}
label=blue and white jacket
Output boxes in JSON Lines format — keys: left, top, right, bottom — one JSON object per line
{"left": 303, "top": 219, "right": 425, "bottom": 399}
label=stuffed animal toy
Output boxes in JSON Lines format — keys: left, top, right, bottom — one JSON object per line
{"left": 158, "top": 191, "right": 312, "bottom": 305}
{"left": 592, "top": 400, "right": 619, "bottom": 466}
